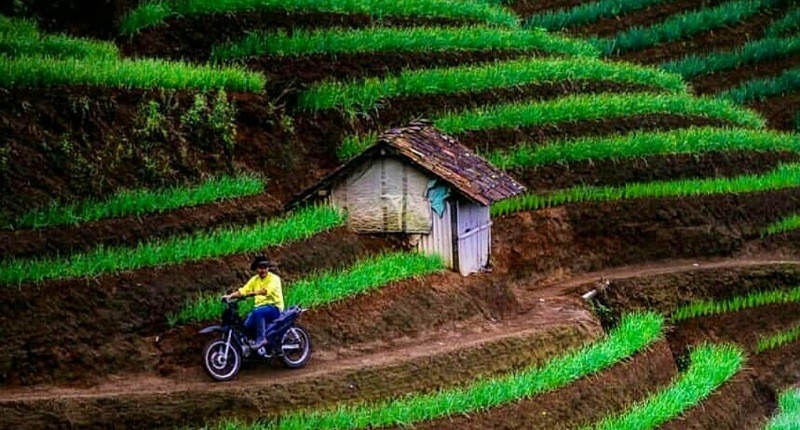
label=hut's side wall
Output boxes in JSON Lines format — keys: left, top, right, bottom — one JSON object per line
{"left": 455, "top": 201, "right": 491, "bottom": 276}
{"left": 331, "top": 157, "right": 431, "bottom": 233}
{"left": 417, "top": 200, "right": 454, "bottom": 269}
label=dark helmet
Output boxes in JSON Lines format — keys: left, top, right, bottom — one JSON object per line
{"left": 250, "top": 255, "right": 273, "bottom": 271}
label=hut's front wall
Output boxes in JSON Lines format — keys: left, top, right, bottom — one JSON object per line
{"left": 331, "top": 157, "right": 432, "bottom": 233}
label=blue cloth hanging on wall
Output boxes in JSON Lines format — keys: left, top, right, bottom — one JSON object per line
{"left": 426, "top": 179, "right": 450, "bottom": 218}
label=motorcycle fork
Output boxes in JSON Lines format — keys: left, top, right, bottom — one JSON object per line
{"left": 223, "top": 329, "right": 234, "bottom": 359}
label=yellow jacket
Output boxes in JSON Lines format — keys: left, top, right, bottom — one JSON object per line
{"left": 238, "top": 273, "right": 284, "bottom": 310}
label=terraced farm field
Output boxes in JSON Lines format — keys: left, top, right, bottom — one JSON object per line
{"left": 2, "top": 0, "right": 800, "bottom": 428}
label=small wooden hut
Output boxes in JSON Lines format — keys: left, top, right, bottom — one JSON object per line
{"left": 289, "top": 123, "right": 525, "bottom": 275}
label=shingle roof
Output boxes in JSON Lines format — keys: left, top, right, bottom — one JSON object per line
{"left": 288, "top": 122, "right": 526, "bottom": 208}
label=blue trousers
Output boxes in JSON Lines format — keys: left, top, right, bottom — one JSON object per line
{"left": 244, "top": 304, "right": 280, "bottom": 343}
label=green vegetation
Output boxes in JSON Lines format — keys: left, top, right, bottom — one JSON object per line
{"left": 767, "top": 388, "right": 800, "bottom": 430}
{"left": 170, "top": 252, "right": 445, "bottom": 325}
{"left": 338, "top": 132, "right": 378, "bottom": 160}
{"left": 14, "top": 174, "right": 264, "bottom": 229}
{"left": 0, "top": 17, "right": 118, "bottom": 59}
{"left": 0, "top": 16, "right": 38, "bottom": 38}
{"left": 0, "top": 55, "right": 266, "bottom": 91}
{"left": 763, "top": 212, "right": 800, "bottom": 236}
{"left": 202, "top": 312, "right": 664, "bottom": 430}
{"left": 586, "top": 344, "right": 743, "bottom": 430}
{"left": 756, "top": 322, "right": 800, "bottom": 352}
{"left": 0, "top": 206, "right": 344, "bottom": 286}
{"left": 719, "top": 67, "right": 800, "bottom": 104}
{"left": 671, "top": 285, "right": 800, "bottom": 321}
{"left": 120, "top": 0, "right": 519, "bottom": 35}
{"left": 525, "top": 0, "right": 667, "bottom": 31}
{"left": 433, "top": 93, "right": 765, "bottom": 134}
{"left": 661, "top": 34, "right": 800, "bottom": 78}
{"left": 491, "top": 163, "right": 800, "bottom": 216}
{"left": 766, "top": 6, "right": 800, "bottom": 37}
{"left": 488, "top": 127, "right": 799, "bottom": 170}
{"left": 592, "top": 0, "right": 779, "bottom": 55}
{"left": 299, "top": 57, "right": 686, "bottom": 112}
{"left": 210, "top": 26, "right": 598, "bottom": 60}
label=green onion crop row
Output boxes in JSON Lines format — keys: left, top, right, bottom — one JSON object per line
{"left": 524, "top": 0, "right": 667, "bottom": 31}
{"left": 766, "top": 5, "right": 800, "bottom": 37}
{"left": 0, "top": 206, "right": 345, "bottom": 286}
{"left": 718, "top": 67, "right": 800, "bottom": 104}
{"left": 585, "top": 343, "right": 743, "bottom": 430}
{"left": 661, "top": 34, "right": 800, "bottom": 78}
{"left": 0, "top": 18, "right": 118, "bottom": 60}
{"left": 763, "top": 213, "right": 800, "bottom": 236}
{"left": 756, "top": 322, "right": 800, "bottom": 352}
{"left": 0, "top": 55, "right": 266, "bottom": 91}
{"left": 767, "top": 388, "right": 800, "bottom": 430}
{"left": 433, "top": 93, "right": 765, "bottom": 134}
{"left": 299, "top": 57, "right": 687, "bottom": 112}
{"left": 201, "top": 312, "right": 664, "bottom": 430}
{"left": 491, "top": 163, "right": 800, "bottom": 216}
{"left": 591, "top": 0, "right": 780, "bottom": 55}
{"left": 487, "top": 127, "right": 800, "bottom": 170}
{"left": 120, "top": 0, "right": 519, "bottom": 35}
{"left": 14, "top": 174, "right": 265, "bottom": 229}
{"left": 0, "top": 16, "right": 38, "bottom": 38}
{"left": 169, "top": 251, "right": 445, "bottom": 325}
{"left": 671, "top": 285, "right": 800, "bottom": 321}
{"left": 210, "top": 26, "right": 598, "bottom": 60}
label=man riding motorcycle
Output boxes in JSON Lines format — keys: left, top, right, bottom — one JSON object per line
{"left": 222, "top": 255, "right": 284, "bottom": 349}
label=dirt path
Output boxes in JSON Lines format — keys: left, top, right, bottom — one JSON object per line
{"left": 3, "top": 254, "right": 796, "bottom": 402}
{"left": 522, "top": 254, "right": 800, "bottom": 302}
{"left": 1, "top": 255, "right": 797, "bottom": 429}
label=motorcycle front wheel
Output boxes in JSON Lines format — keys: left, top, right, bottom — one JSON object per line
{"left": 280, "top": 325, "right": 311, "bottom": 369}
{"left": 202, "top": 337, "right": 242, "bottom": 381}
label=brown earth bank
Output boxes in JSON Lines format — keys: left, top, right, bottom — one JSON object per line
{"left": 515, "top": 150, "right": 800, "bottom": 193}
{"left": 0, "top": 304, "right": 602, "bottom": 430}
{"left": 0, "top": 87, "right": 337, "bottom": 220}
{"left": 595, "top": 263, "right": 800, "bottom": 323}
{"left": 5, "top": 188, "right": 800, "bottom": 386}
{"left": 748, "top": 91, "right": 800, "bottom": 131}
{"left": 616, "top": 1, "right": 795, "bottom": 64}
{"left": 408, "top": 340, "right": 678, "bottom": 430}
{"left": 492, "top": 188, "right": 800, "bottom": 285}
{"left": 691, "top": 51, "right": 800, "bottom": 95}
{"left": 667, "top": 302, "right": 800, "bottom": 359}
{"left": 0, "top": 229, "right": 398, "bottom": 386}
{"left": 568, "top": 0, "right": 735, "bottom": 38}
{"left": 119, "top": 12, "right": 470, "bottom": 62}
{"left": 452, "top": 114, "right": 732, "bottom": 153}
{"left": 0, "top": 193, "right": 281, "bottom": 261}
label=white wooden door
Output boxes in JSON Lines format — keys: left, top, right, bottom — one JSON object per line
{"left": 455, "top": 202, "right": 491, "bottom": 276}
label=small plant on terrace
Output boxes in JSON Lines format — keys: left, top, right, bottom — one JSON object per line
{"left": 209, "top": 89, "right": 237, "bottom": 153}
{"left": 135, "top": 100, "right": 169, "bottom": 150}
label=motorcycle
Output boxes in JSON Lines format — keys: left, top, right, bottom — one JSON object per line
{"left": 199, "top": 296, "right": 312, "bottom": 381}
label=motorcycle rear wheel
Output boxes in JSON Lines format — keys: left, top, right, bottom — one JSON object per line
{"left": 280, "top": 325, "right": 311, "bottom": 369}
{"left": 202, "top": 337, "right": 242, "bottom": 381}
